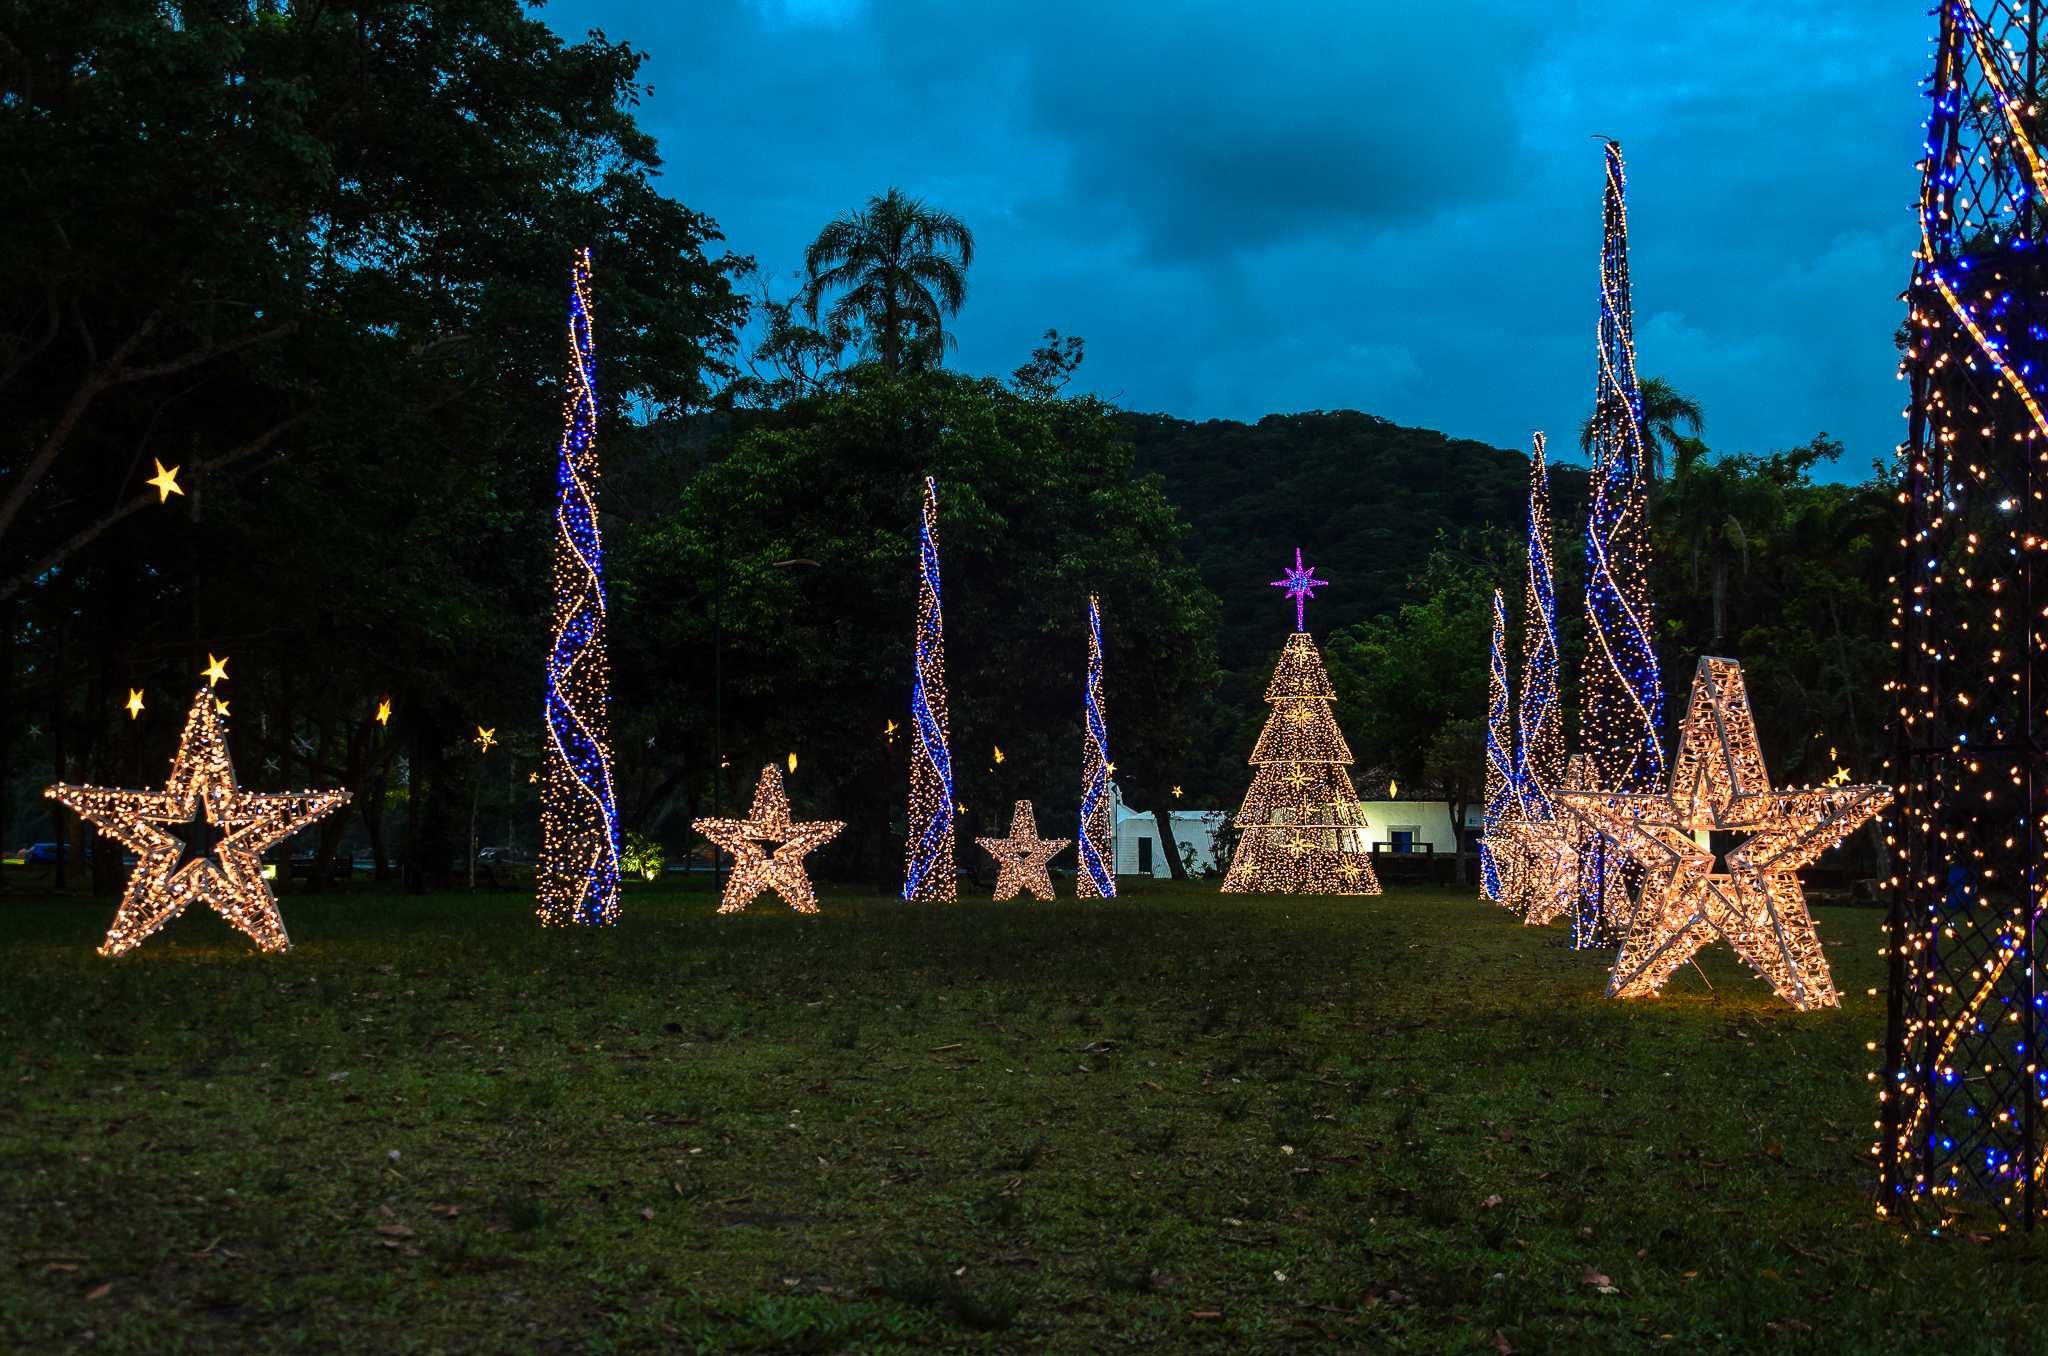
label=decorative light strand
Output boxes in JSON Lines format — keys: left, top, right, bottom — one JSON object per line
{"left": 1076, "top": 594, "right": 1116, "bottom": 898}
{"left": 1557, "top": 657, "right": 1889, "bottom": 1011}
{"left": 1480, "top": 588, "right": 1514, "bottom": 902}
{"left": 1222, "top": 557, "right": 1380, "bottom": 897}
{"left": 1494, "top": 433, "right": 1582, "bottom": 924}
{"left": 693, "top": 764, "right": 843, "bottom": 914}
{"left": 1572, "top": 140, "right": 1666, "bottom": 950}
{"left": 49, "top": 687, "right": 347, "bottom": 956}
{"left": 977, "top": 800, "right": 1069, "bottom": 901}
{"left": 539, "top": 247, "right": 622, "bottom": 927}
{"left": 1879, "top": 1, "right": 2048, "bottom": 1232}
{"left": 904, "top": 475, "right": 956, "bottom": 901}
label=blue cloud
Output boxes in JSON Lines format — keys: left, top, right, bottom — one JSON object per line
{"left": 541, "top": 0, "right": 1930, "bottom": 479}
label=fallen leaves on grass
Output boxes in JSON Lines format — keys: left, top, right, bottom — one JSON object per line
{"left": 1582, "top": 1265, "right": 1619, "bottom": 1295}
{"left": 86, "top": 1283, "right": 112, "bottom": 1301}
{"left": 375, "top": 1225, "right": 416, "bottom": 1239}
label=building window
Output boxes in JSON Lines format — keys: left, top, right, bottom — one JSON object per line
{"left": 1137, "top": 837, "right": 1153, "bottom": 874}
{"left": 1391, "top": 826, "right": 1421, "bottom": 853}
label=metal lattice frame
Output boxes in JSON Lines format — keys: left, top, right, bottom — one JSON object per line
{"left": 1883, "top": 1, "right": 2048, "bottom": 1229}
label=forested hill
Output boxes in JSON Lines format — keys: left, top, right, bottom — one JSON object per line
{"left": 1120, "top": 410, "right": 1593, "bottom": 670}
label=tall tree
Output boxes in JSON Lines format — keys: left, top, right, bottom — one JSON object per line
{"left": 1577, "top": 374, "right": 1705, "bottom": 483}
{"left": 801, "top": 189, "right": 974, "bottom": 377}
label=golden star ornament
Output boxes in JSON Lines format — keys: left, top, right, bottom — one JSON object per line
{"left": 976, "top": 800, "right": 1070, "bottom": 901}
{"left": 1554, "top": 657, "right": 1891, "bottom": 1011}
{"left": 692, "top": 764, "right": 844, "bottom": 914}
{"left": 47, "top": 688, "right": 350, "bottom": 957}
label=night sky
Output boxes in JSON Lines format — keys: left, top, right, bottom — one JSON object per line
{"left": 537, "top": 0, "right": 1930, "bottom": 479}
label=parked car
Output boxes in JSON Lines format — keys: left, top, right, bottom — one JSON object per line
{"left": 18, "top": 843, "right": 91, "bottom": 866}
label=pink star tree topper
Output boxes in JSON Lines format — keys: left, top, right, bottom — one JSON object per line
{"left": 1270, "top": 548, "right": 1329, "bottom": 631}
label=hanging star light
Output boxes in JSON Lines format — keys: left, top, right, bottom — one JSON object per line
{"left": 1554, "top": 657, "right": 1890, "bottom": 1011}
{"left": 202, "top": 654, "right": 229, "bottom": 687}
{"left": 147, "top": 459, "right": 183, "bottom": 503}
{"left": 693, "top": 763, "right": 844, "bottom": 914}
{"left": 375, "top": 697, "right": 392, "bottom": 726}
{"left": 476, "top": 726, "right": 497, "bottom": 751}
{"left": 47, "top": 688, "right": 348, "bottom": 956}
{"left": 125, "top": 689, "right": 144, "bottom": 720}
{"left": 1269, "top": 548, "right": 1330, "bottom": 633}
{"left": 976, "top": 800, "right": 1069, "bottom": 902}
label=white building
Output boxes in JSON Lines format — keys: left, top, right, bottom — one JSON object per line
{"left": 1353, "top": 799, "right": 1482, "bottom": 858}
{"left": 1108, "top": 783, "right": 1230, "bottom": 877}
{"left": 1101, "top": 782, "right": 1484, "bottom": 878}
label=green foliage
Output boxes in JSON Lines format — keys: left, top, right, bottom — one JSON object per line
{"left": 620, "top": 831, "right": 667, "bottom": 882}
{"left": 618, "top": 370, "right": 1217, "bottom": 885}
{"left": 1, "top": 0, "right": 747, "bottom": 880}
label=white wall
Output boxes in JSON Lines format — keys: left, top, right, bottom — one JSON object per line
{"left": 1110, "top": 783, "right": 1229, "bottom": 876}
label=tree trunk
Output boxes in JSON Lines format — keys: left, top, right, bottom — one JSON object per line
{"left": 1450, "top": 793, "right": 1469, "bottom": 887}
{"left": 1144, "top": 767, "right": 1189, "bottom": 881}
{"left": 1827, "top": 593, "right": 1889, "bottom": 872}
{"left": 1710, "top": 553, "right": 1727, "bottom": 645}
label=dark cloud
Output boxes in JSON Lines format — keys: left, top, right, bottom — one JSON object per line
{"left": 540, "top": 0, "right": 1933, "bottom": 478}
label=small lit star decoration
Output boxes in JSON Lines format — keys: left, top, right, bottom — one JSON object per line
{"left": 692, "top": 764, "right": 844, "bottom": 914}
{"left": 125, "top": 689, "right": 145, "bottom": 719}
{"left": 1555, "top": 657, "right": 1891, "bottom": 1011}
{"left": 47, "top": 684, "right": 348, "bottom": 956}
{"left": 147, "top": 459, "right": 183, "bottom": 502}
{"left": 977, "top": 800, "right": 1070, "bottom": 902}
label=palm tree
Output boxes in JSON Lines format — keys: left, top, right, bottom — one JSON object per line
{"left": 1654, "top": 447, "right": 1783, "bottom": 644}
{"left": 801, "top": 188, "right": 975, "bottom": 376}
{"left": 1578, "top": 375, "right": 1706, "bottom": 481}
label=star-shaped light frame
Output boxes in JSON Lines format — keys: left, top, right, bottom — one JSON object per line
{"left": 692, "top": 764, "right": 844, "bottom": 914}
{"left": 976, "top": 800, "right": 1070, "bottom": 901}
{"left": 1269, "top": 548, "right": 1330, "bottom": 632}
{"left": 48, "top": 688, "right": 349, "bottom": 956}
{"left": 1555, "top": 657, "right": 1891, "bottom": 1011}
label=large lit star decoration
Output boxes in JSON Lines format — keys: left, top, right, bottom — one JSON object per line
{"left": 692, "top": 764, "right": 844, "bottom": 915}
{"left": 147, "top": 458, "right": 183, "bottom": 503}
{"left": 1269, "top": 548, "right": 1329, "bottom": 633}
{"left": 202, "top": 654, "right": 229, "bottom": 687}
{"left": 125, "top": 689, "right": 145, "bottom": 720}
{"left": 1554, "top": 657, "right": 1891, "bottom": 1011}
{"left": 47, "top": 687, "right": 348, "bottom": 956}
{"left": 976, "top": 800, "right": 1070, "bottom": 902}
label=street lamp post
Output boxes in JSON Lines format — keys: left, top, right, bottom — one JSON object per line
{"left": 710, "top": 556, "right": 820, "bottom": 884}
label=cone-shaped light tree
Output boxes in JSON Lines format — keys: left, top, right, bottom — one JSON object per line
{"left": 539, "top": 247, "right": 622, "bottom": 927}
{"left": 903, "top": 475, "right": 956, "bottom": 900}
{"left": 1222, "top": 552, "right": 1380, "bottom": 896}
{"left": 1480, "top": 588, "right": 1514, "bottom": 902}
{"left": 1076, "top": 595, "right": 1116, "bottom": 897}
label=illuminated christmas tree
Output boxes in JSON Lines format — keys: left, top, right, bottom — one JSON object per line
{"left": 1574, "top": 141, "right": 1664, "bottom": 947}
{"left": 1076, "top": 595, "right": 1115, "bottom": 898}
{"left": 903, "top": 475, "right": 956, "bottom": 901}
{"left": 539, "top": 247, "right": 622, "bottom": 927}
{"left": 1222, "top": 553, "right": 1379, "bottom": 896}
{"left": 1480, "top": 588, "right": 1514, "bottom": 902}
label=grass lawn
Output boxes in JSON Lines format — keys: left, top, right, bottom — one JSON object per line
{"left": 0, "top": 875, "right": 2035, "bottom": 1354}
